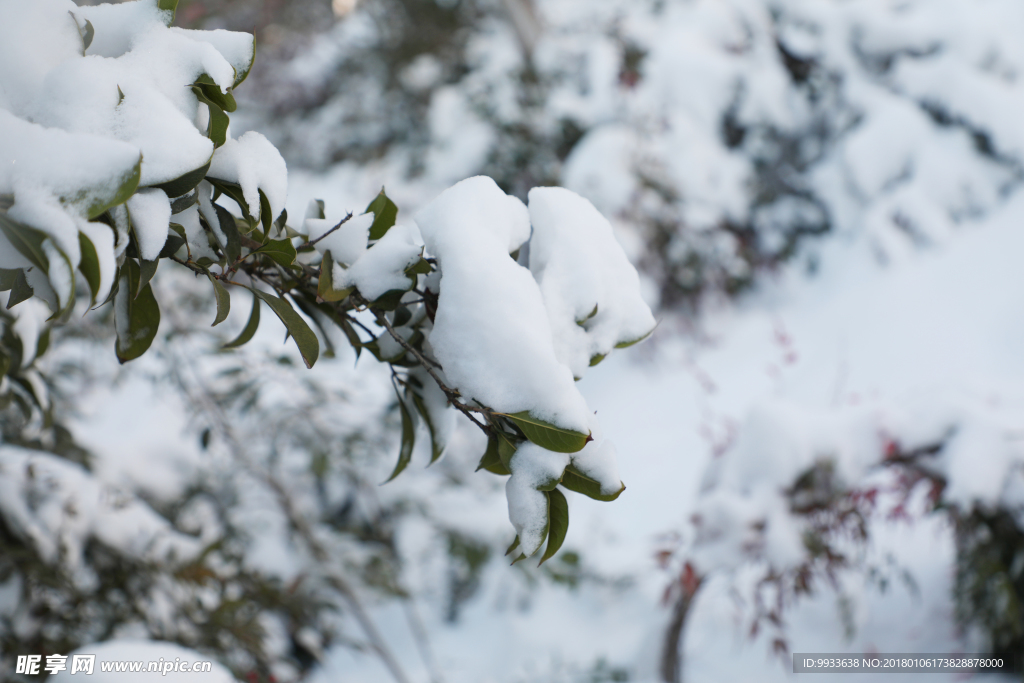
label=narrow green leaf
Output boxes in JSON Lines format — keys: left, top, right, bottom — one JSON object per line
{"left": 0, "top": 268, "right": 19, "bottom": 291}
{"left": 411, "top": 391, "right": 444, "bottom": 464}
{"left": 156, "top": 0, "right": 178, "bottom": 21}
{"left": 206, "top": 178, "right": 255, "bottom": 231}
{"left": 502, "top": 411, "right": 591, "bottom": 454}
{"left": 383, "top": 389, "right": 416, "bottom": 483}
{"left": 258, "top": 189, "right": 273, "bottom": 235}
{"left": 0, "top": 345, "right": 9, "bottom": 377}
{"left": 115, "top": 260, "right": 161, "bottom": 364}
{"left": 158, "top": 234, "right": 186, "bottom": 259}
{"left": 117, "top": 85, "right": 124, "bottom": 104}
{"left": 372, "top": 289, "right": 407, "bottom": 311}
{"left": 0, "top": 214, "right": 49, "bottom": 270}
{"left": 6, "top": 269, "right": 33, "bottom": 309}
{"left": 505, "top": 535, "right": 520, "bottom": 557}
{"left": 170, "top": 191, "right": 197, "bottom": 215}
{"left": 589, "top": 353, "right": 606, "bottom": 367}
{"left": 539, "top": 488, "right": 569, "bottom": 566}
{"left": 73, "top": 14, "right": 95, "bottom": 52}
{"left": 77, "top": 232, "right": 101, "bottom": 307}
{"left": 614, "top": 326, "right": 655, "bottom": 349}
{"left": 476, "top": 434, "right": 511, "bottom": 475}
{"left": 193, "top": 74, "right": 236, "bottom": 113}
{"left": 152, "top": 158, "right": 211, "bottom": 199}
{"left": 223, "top": 291, "right": 260, "bottom": 348}
{"left": 338, "top": 316, "right": 363, "bottom": 359}
{"left": 207, "top": 203, "right": 240, "bottom": 263}
{"left": 576, "top": 303, "right": 598, "bottom": 327}
{"left": 84, "top": 155, "right": 141, "bottom": 219}
{"left": 251, "top": 289, "right": 319, "bottom": 368}
{"left": 317, "top": 251, "right": 352, "bottom": 302}
{"left": 404, "top": 256, "right": 432, "bottom": 278}
{"left": 192, "top": 87, "right": 229, "bottom": 147}
{"left": 559, "top": 464, "right": 625, "bottom": 502}
{"left": 254, "top": 238, "right": 297, "bottom": 268}
{"left": 495, "top": 431, "right": 519, "bottom": 470}
{"left": 365, "top": 188, "right": 398, "bottom": 240}
{"left": 207, "top": 273, "right": 230, "bottom": 326}
{"left": 137, "top": 259, "right": 159, "bottom": 299}
{"left": 35, "top": 328, "right": 50, "bottom": 359}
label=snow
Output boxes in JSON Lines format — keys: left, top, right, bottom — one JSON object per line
{"left": 527, "top": 187, "right": 656, "bottom": 379}
{"left": 506, "top": 443, "right": 571, "bottom": 556}
{"left": 335, "top": 222, "right": 422, "bottom": 301}
{"left": 208, "top": 131, "right": 288, "bottom": 223}
{"left": 305, "top": 209, "right": 374, "bottom": 265}
{"left": 416, "top": 176, "right": 591, "bottom": 434}
{"left": 127, "top": 188, "right": 171, "bottom": 261}
{"left": 0, "top": 446, "right": 200, "bottom": 578}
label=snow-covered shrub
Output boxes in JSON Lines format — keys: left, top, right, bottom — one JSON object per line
{"left": 246, "top": 0, "right": 1024, "bottom": 309}
{"left": 1, "top": 0, "right": 656, "bottom": 676}
{"left": 657, "top": 395, "right": 1024, "bottom": 681}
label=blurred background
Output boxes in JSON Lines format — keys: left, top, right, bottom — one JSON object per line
{"left": 8, "top": 0, "right": 1024, "bottom": 681}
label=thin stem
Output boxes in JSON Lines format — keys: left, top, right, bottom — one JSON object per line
{"left": 300, "top": 212, "right": 354, "bottom": 250}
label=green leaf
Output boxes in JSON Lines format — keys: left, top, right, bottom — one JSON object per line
{"left": 614, "top": 326, "right": 655, "bottom": 349}
{"left": 0, "top": 345, "right": 9, "bottom": 378}
{"left": 152, "top": 157, "right": 212, "bottom": 199}
{"left": 539, "top": 488, "right": 569, "bottom": 566}
{"left": 115, "top": 260, "right": 161, "bottom": 364}
{"left": 588, "top": 353, "right": 606, "bottom": 367}
{"left": 157, "top": 0, "right": 178, "bottom": 21}
{"left": 137, "top": 259, "right": 159, "bottom": 299}
{"left": 35, "top": 328, "right": 50, "bottom": 359}
{"left": 0, "top": 214, "right": 49, "bottom": 271}
{"left": 310, "top": 199, "right": 325, "bottom": 220}
{"left": 505, "top": 536, "right": 520, "bottom": 557}
{"left": 254, "top": 238, "right": 297, "bottom": 268}
{"left": 383, "top": 389, "right": 416, "bottom": 483}
{"left": 206, "top": 203, "right": 240, "bottom": 263}
{"left": 251, "top": 289, "right": 319, "bottom": 368}
{"left": 404, "top": 256, "right": 432, "bottom": 277}
{"left": 117, "top": 85, "right": 124, "bottom": 105}
{"left": 0, "top": 268, "right": 19, "bottom": 291}
{"left": 338, "top": 316, "right": 363, "bottom": 359}
{"left": 207, "top": 273, "right": 230, "bottom": 326}
{"left": 6, "top": 269, "right": 33, "bottom": 309}
{"left": 317, "top": 251, "right": 352, "bottom": 303}
{"left": 258, "top": 189, "right": 273, "bottom": 235}
{"left": 495, "top": 431, "right": 519, "bottom": 469}
{"left": 170, "top": 191, "right": 197, "bottom": 214}
{"left": 559, "top": 464, "right": 624, "bottom": 502}
{"left": 191, "top": 87, "right": 229, "bottom": 147}
{"left": 193, "top": 74, "right": 236, "bottom": 113}
{"left": 410, "top": 391, "right": 444, "bottom": 464}
{"left": 502, "top": 411, "right": 591, "bottom": 454}
{"left": 365, "top": 188, "right": 398, "bottom": 240}
{"left": 476, "top": 434, "right": 511, "bottom": 475}
{"left": 372, "top": 288, "right": 408, "bottom": 311}
{"left": 77, "top": 232, "right": 101, "bottom": 307}
{"left": 223, "top": 291, "right": 260, "bottom": 348}
{"left": 158, "top": 234, "right": 186, "bottom": 259}
{"left": 207, "top": 178, "right": 256, "bottom": 231}
{"left": 84, "top": 156, "right": 141, "bottom": 219}
{"left": 576, "top": 303, "right": 598, "bottom": 327}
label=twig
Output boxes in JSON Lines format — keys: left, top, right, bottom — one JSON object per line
{"left": 358, "top": 294, "right": 490, "bottom": 431}
{"left": 301, "top": 212, "right": 354, "bottom": 250}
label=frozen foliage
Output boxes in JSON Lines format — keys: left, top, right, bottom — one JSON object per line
{"left": 335, "top": 222, "right": 422, "bottom": 301}
{"left": 528, "top": 187, "right": 656, "bottom": 379}
{"left": 253, "top": 0, "right": 1024, "bottom": 309}
{"left": 506, "top": 443, "right": 570, "bottom": 556}
{"left": 207, "top": 131, "right": 288, "bottom": 224}
{"left": 0, "top": 446, "right": 201, "bottom": 579}
{"left": 417, "top": 177, "right": 591, "bottom": 433}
